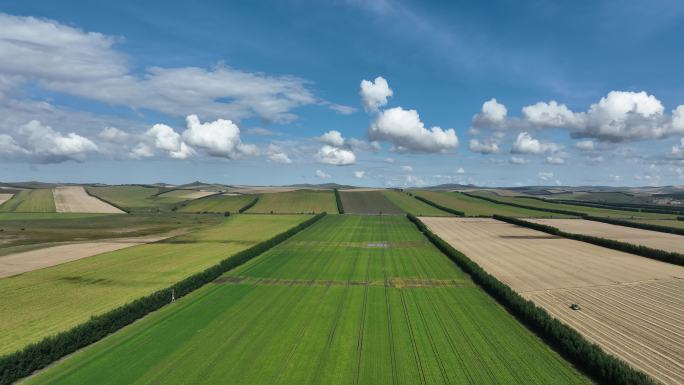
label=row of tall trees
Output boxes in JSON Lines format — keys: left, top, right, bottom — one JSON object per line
{"left": 238, "top": 197, "right": 259, "bottom": 213}
{"left": 0, "top": 212, "right": 326, "bottom": 385}
{"left": 334, "top": 189, "right": 344, "bottom": 214}
{"left": 406, "top": 214, "right": 658, "bottom": 385}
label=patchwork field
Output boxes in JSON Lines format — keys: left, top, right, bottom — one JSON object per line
{"left": 339, "top": 190, "right": 404, "bottom": 214}
{"left": 53, "top": 186, "right": 124, "bottom": 214}
{"left": 25, "top": 215, "right": 589, "bottom": 385}
{"left": 474, "top": 191, "right": 677, "bottom": 219}
{"left": 0, "top": 193, "right": 13, "bottom": 206}
{"left": 155, "top": 189, "right": 216, "bottom": 204}
{"left": 630, "top": 218, "right": 684, "bottom": 229}
{"left": 381, "top": 190, "right": 451, "bottom": 216}
{"left": 247, "top": 190, "right": 336, "bottom": 213}
{"left": 179, "top": 194, "right": 255, "bottom": 213}
{"left": 0, "top": 214, "right": 309, "bottom": 355}
{"left": 529, "top": 218, "right": 684, "bottom": 254}
{"left": 413, "top": 191, "right": 566, "bottom": 217}
{"left": 421, "top": 217, "right": 684, "bottom": 385}
{"left": 0, "top": 189, "right": 55, "bottom": 213}
{"left": 85, "top": 185, "right": 161, "bottom": 211}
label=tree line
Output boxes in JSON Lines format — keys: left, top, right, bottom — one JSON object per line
{"left": 334, "top": 189, "right": 344, "bottom": 214}
{"left": 406, "top": 214, "right": 659, "bottom": 385}
{"left": 0, "top": 212, "right": 326, "bottom": 385}
{"left": 238, "top": 197, "right": 259, "bottom": 213}
{"left": 494, "top": 215, "right": 684, "bottom": 267}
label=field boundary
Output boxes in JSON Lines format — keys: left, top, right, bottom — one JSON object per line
{"left": 407, "top": 214, "right": 657, "bottom": 385}
{"left": 0, "top": 213, "right": 326, "bottom": 385}
{"left": 238, "top": 196, "right": 259, "bottom": 213}
{"left": 493, "top": 215, "right": 684, "bottom": 266}
{"left": 462, "top": 192, "right": 584, "bottom": 216}
{"left": 83, "top": 186, "right": 130, "bottom": 213}
{"left": 412, "top": 194, "right": 464, "bottom": 216}
{"left": 522, "top": 196, "right": 684, "bottom": 216}
{"left": 334, "top": 188, "right": 344, "bottom": 214}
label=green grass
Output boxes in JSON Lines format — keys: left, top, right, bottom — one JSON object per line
{"left": 628, "top": 218, "right": 684, "bottom": 229}
{"left": 381, "top": 190, "right": 452, "bottom": 216}
{"left": 25, "top": 215, "right": 590, "bottom": 385}
{"left": 85, "top": 186, "right": 160, "bottom": 211}
{"left": 475, "top": 191, "right": 677, "bottom": 219}
{"left": 339, "top": 190, "right": 405, "bottom": 214}
{"left": 179, "top": 194, "right": 255, "bottom": 213}
{"left": 413, "top": 191, "right": 568, "bottom": 217}
{"left": 0, "top": 214, "right": 309, "bottom": 356}
{"left": 0, "top": 189, "right": 55, "bottom": 213}
{"left": 247, "top": 190, "right": 336, "bottom": 213}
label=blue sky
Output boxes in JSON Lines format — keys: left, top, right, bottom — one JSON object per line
{"left": 1, "top": 0, "right": 684, "bottom": 186}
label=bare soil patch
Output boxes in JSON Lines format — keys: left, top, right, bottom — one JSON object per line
{"left": 0, "top": 193, "right": 14, "bottom": 206}
{"left": 421, "top": 216, "right": 684, "bottom": 385}
{"left": 177, "top": 191, "right": 216, "bottom": 199}
{"left": 529, "top": 218, "right": 684, "bottom": 254}
{"left": 53, "top": 186, "right": 124, "bottom": 213}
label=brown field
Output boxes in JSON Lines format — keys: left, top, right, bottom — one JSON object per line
{"left": 421, "top": 217, "right": 684, "bottom": 385}
{"left": 0, "top": 233, "right": 177, "bottom": 278}
{"left": 529, "top": 218, "right": 684, "bottom": 254}
{"left": 176, "top": 190, "right": 216, "bottom": 199}
{"left": 0, "top": 193, "right": 13, "bottom": 206}
{"left": 53, "top": 186, "right": 124, "bottom": 213}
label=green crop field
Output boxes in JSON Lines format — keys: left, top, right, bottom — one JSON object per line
{"left": 627, "top": 218, "right": 684, "bottom": 229}
{"left": 474, "top": 191, "right": 677, "bottom": 219}
{"left": 179, "top": 194, "right": 255, "bottom": 213}
{"left": 26, "top": 215, "right": 590, "bottom": 385}
{"left": 381, "top": 190, "right": 451, "bottom": 216}
{"left": 247, "top": 190, "right": 336, "bottom": 213}
{"left": 339, "top": 190, "right": 405, "bottom": 214}
{"left": 0, "top": 214, "right": 309, "bottom": 356}
{"left": 0, "top": 189, "right": 55, "bottom": 213}
{"left": 85, "top": 186, "right": 161, "bottom": 211}
{"left": 413, "top": 191, "right": 568, "bottom": 217}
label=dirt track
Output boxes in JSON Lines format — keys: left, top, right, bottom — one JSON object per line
{"left": 529, "top": 218, "right": 684, "bottom": 254}
{"left": 53, "top": 186, "right": 124, "bottom": 213}
{"left": 421, "top": 217, "right": 684, "bottom": 385}
{"left": 0, "top": 193, "right": 13, "bottom": 206}
{"left": 0, "top": 233, "right": 175, "bottom": 278}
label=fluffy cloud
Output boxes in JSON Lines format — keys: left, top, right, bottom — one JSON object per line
{"left": 315, "top": 169, "right": 331, "bottom": 178}
{"left": 314, "top": 145, "right": 356, "bottom": 165}
{"left": 1, "top": 120, "right": 99, "bottom": 163}
{"left": 348, "top": 138, "right": 381, "bottom": 152}
{"left": 672, "top": 138, "right": 684, "bottom": 158}
{"left": 147, "top": 124, "right": 194, "bottom": 159}
{"left": 369, "top": 107, "right": 458, "bottom": 152}
{"left": 360, "top": 76, "right": 393, "bottom": 112}
{"left": 353, "top": 170, "right": 366, "bottom": 178}
{"left": 99, "top": 127, "right": 130, "bottom": 143}
{"left": 522, "top": 101, "right": 583, "bottom": 128}
{"left": 468, "top": 138, "right": 500, "bottom": 154}
{"left": 401, "top": 165, "right": 413, "bottom": 172}
{"left": 268, "top": 152, "right": 292, "bottom": 164}
{"left": 471, "top": 98, "right": 507, "bottom": 128}
{"left": 574, "top": 139, "right": 595, "bottom": 151}
{"left": 182, "top": 115, "right": 255, "bottom": 159}
{"left": 456, "top": 167, "right": 465, "bottom": 174}
{"left": 318, "top": 130, "right": 345, "bottom": 147}
{"left": 511, "top": 132, "right": 560, "bottom": 154}
{"left": 509, "top": 156, "right": 528, "bottom": 165}
{"left": 545, "top": 155, "right": 566, "bottom": 165}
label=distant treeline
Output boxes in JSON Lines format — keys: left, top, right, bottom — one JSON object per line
{"left": 493, "top": 215, "right": 684, "bottom": 267}
{"left": 0, "top": 213, "right": 326, "bottom": 385}
{"left": 238, "top": 197, "right": 259, "bottom": 213}
{"left": 334, "top": 189, "right": 344, "bottom": 214}
{"left": 461, "top": 192, "right": 583, "bottom": 216}
{"left": 519, "top": 196, "right": 684, "bottom": 216}
{"left": 406, "top": 214, "right": 658, "bottom": 385}
{"left": 413, "top": 195, "right": 465, "bottom": 216}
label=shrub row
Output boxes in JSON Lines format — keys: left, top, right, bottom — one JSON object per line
{"left": 494, "top": 215, "right": 684, "bottom": 266}
{"left": 334, "top": 188, "right": 344, "bottom": 214}
{"left": 584, "top": 215, "right": 684, "bottom": 236}
{"left": 461, "top": 192, "right": 584, "bottom": 216}
{"left": 83, "top": 186, "right": 130, "bottom": 213}
{"left": 413, "top": 195, "right": 464, "bottom": 216}
{"left": 406, "top": 214, "right": 658, "bottom": 385}
{"left": 238, "top": 197, "right": 259, "bottom": 213}
{"left": 528, "top": 197, "right": 684, "bottom": 216}
{"left": 0, "top": 212, "right": 326, "bottom": 385}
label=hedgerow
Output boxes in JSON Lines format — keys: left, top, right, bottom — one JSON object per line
{"left": 334, "top": 189, "right": 344, "bottom": 214}
{"left": 413, "top": 195, "right": 465, "bottom": 216}
{"left": 238, "top": 197, "right": 259, "bottom": 213}
{"left": 406, "top": 214, "right": 658, "bottom": 385}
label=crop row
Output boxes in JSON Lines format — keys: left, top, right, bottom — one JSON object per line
{"left": 413, "top": 195, "right": 465, "bottom": 216}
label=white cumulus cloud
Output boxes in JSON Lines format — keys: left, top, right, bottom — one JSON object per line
{"left": 471, "top": 98, "right": 507, "bottom": 128}
{"left": 318, "top": 130, "right": 345, "bottom": 147}
{"left": 315, "top": 169, "right": 331, "bottom": 178}
{"left": 268, "top": 152, "right": 292, "bottom": 164}
{"left": 360, "top": 76, "right": 393, "bottom": 112}
{"left": 10, "top": 120, "right": 99, "bottom": 163}
{"left": 353, "top": 170, "right": 366, "bottom": 178}
{"left": 369, "top": 107, "right": 458, "bottom": 153}
{"left": 314, "top": 145, "right": 356, "bottom": 165}
{"left": 511, "top": 132, "right": 560, "bottom": 155}
{"left": 182, "top": 114, "right": 254, "bottom": 159}
{"left": 574, "top": 139, "right": 594, "bottom": 151}
{"left": 468, "top": 138, "right": 500, "bottom": 154}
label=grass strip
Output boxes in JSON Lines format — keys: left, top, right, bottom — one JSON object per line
{"left": 406, "top": 214, "right": 658, "bottom": 385}
{"left": 461, "top": 192, "right": 584, "bottom": 216}
{"left": 0, "top": 213, "right": 326, "bottom": 385}
{"left": 413, "top": 195, "right": 464, "bottom": 216}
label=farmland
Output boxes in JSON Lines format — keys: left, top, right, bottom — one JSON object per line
{"left": 0, "top": 214, "right": 309, "bottom": 355}
{"left": 0, "top": 189, "right": 55, "bottom": 213}
{"left": 422, "top": 217, "right": 684, "bottom": 385}
{"left": 413, "top": 190, "right": 566, "bottom": 217}
{"left": 339, "top": 190, "right": 405, "bottom": 214}
{"left": 381, "top": 190, "right": 451, "bottom": 216}
{"left": 25, "top": 215, "right": 589, "bottom": 385}
{"left": 179, "top": 194, "right": 255, "bottom": 213}
{"left": 85, "top": 185, "right": 162, "bottom": 211}
{"left": 247, "top": 190, "right": 336, "bottom": 213}
{"left": 53, "top": 186, "right": 124, "bottom": 213}
{"left": 529, "top": 218, "right": 684, "bottom": 254}
{"left": 0, "top": 193, "right": 13, "bottom": 206}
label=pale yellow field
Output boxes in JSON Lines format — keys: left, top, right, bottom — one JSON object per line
{"left": 421, "top": 217, "right": 684, "bottom": 385}
{"left": 53, "top": 186, "right": 124, "bottom": 213}
{"left": 0, "top": 193, "right": 13, "bottom": 205}
{"left": 177, "top": 190, "right": 216, "bottom": 199}
{"left": 529, "top": 218, "right": 684, "bottom": 254}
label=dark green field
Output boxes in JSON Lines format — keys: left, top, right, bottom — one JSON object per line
{"left": 413, "top": 191, "right": 568, "bottom": 217}
{"left": 178, "top": 194, "right": 255, "bottom": 213}
{"left": 247, "top": 190, "right": 337, "bottom": 214}
{"left": 25, "top": 216, "right": 590, "bottom": 385}
{"left": 339, "top": 190, "right": 405, "bottom": 214}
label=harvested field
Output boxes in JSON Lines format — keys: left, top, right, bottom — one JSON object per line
{"left": 413, "top": 191, "right": 567, "bottom": 217}
{"left": 26, "top": 216, "right": 590, "bottom": 385}
{"left": 339, "top": 190, "right": 404, "bottom": 214}
{"left": 529, "top": 218, "right": 684, "bottom": 254}
{"left": 0, "top": 233, "right": 177, "bottom": 278}
{"left": 53, "top": 186, "right": 124, "bottom": 214}
{"left": 0, "top": 193, "right": 13, "bottom": 206}
{"left": 247, "top": 190, "right": 336, "bottom": 213}
{"left": 157, "top": 189, "right": 216, "bottom": 201}
{"left": 422, "top": 217, "right": 684, "bottom": 385}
